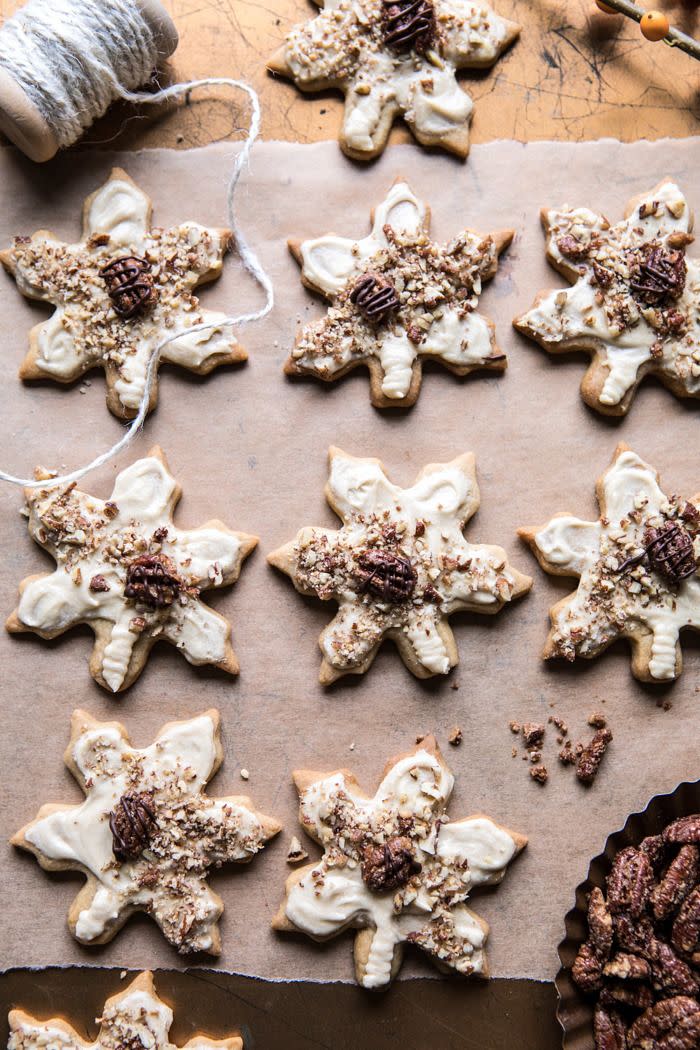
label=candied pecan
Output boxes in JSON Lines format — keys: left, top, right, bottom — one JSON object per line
{"left": 124, "top": 554, "right": 181, "bottom": 608}
{"left": 672, "top": 885, "right": 700, "bottom": 956}
{"left": 603, "top": 952, "right": 651, "bottom": 981}
{"left": 600, "top": 982, "right": 654, "bottom": 1011}
{"left": 664, "top": 815, "right": 700, "bottom": 846}
{"left": 572, "top": 940, "right": 605, "bottom": 992}
{"left": 640, "top": 834, "right": 667, "bottom": 871}
{"left": 356, "top": 549, "right": 417, "bottom": 603}
{"left": 89, "top": 574, "right": 110, "bottom": 592}
{"left": 628, "top": 997, "right": 700, "bottom": 1050}
{"left": 589, "top": 886, "right": 614, "bottom": 959}
{"left": 594, "top": 1005, "right": 628, "bottom": 1050}
{"left": 657, "top": 1010, "right": 700, "bottom": 1049}
{"left": 522, "top": 722, "right": 545, "bottom": 749}
{"left": 652, "top": 845, "right": 699, "bottom": 921}
{"left": 361, "top": 835, "right": 421, "bottom": 892}
{"left": 529, "top": 764, "right": 549, "bottom": 784}
{"left": 557, "top": 233, "right": 590, "bottom": 260}
{"left": 647, "top": 938, "right": 699, "bottom": 997}
{"left": 109, "top": 791, "right": 157, "bottom": 861}
{"left": 577, "top": 728, "right": 613, "bottom": 785}
{"left": 607, "top": 848, "right": 654, "bottom": 917}
{"left": 613, "top": 912, "right": 655, "bottom": 955}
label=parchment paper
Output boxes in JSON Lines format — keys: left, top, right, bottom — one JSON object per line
{"left": 0, "top": 138, "right": 698, "bottom": 985}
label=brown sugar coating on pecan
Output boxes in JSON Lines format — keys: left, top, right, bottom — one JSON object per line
{"left": 594, "top": 1005, "right": 628, "bottom": 1050}
{"left": 628, "top": 997, "right": 700, "bottom": 1049}
{"left": 628, "top": 243, "right": 687, "bottom": 308}
{"left": 652, "top": 845, "right": 699, "bottom": 922}
{"left": 589, "top": 886, "right": 614, "bottom": 959}
{"left": 606, "top": 847, "right": 654, "bottom": 917}
{"left": 672, "top": 885, "right": 700, "bottom": 956}
{"left": 664, "top": 815, "right": 700, "bottom": 847}
{"left": 603, "top": 952, "right": 651, "bottom": 982}
{"left": 124, "top": 554, "right": 181, "bottom": 609}
{"left": 356, "top": 549, "right": 417, "bottom": 603}
{"left": 577, "top": 728, "right": 613, "bottom": 786}
{"left": 361, "top": 835, "right": 421, "bottom": 892}
{"left": 381, "top": 0, "right": 435, "bottom": 54}
{"left": 109, "top": 791, "right": 157, "bottom": 861}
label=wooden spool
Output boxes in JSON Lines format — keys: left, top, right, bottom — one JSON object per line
{"left": 0, "top": 0, "right": 179, "bottom": 162}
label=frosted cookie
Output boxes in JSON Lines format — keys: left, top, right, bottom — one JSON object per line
{"left": 285, "top": 180, "right": 511, "bottom": 407}
{"left": 514, "top": 179, "right": 700, "bottom": 416}
{"left": 6, "top": 447, "right": 257, "bottom": 693}
{"left": 8, "top": 972, "right": 243, "bottom": 1050}
{"left": 12, "top": 709, "right": 281, "bottom": 954}
{"left": 519, "top": 445, "right": 700, "bottom": 683}
{"left": 268, "top": 446, "right": 531, "bottom": 683}
{"left": 268, "top": 0, "right": 519, "bottom": 160}
{"left": 273, "top": 735, "right": 527, "bottom": 989}
{"left": 0, "top": 168, "right": 245, "bottom": 419}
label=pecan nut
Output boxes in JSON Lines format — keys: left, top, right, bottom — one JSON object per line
{"left": 607, "top": 847, "right": 654, "bottom": 917}
{"left": 576, "top": 728, "right": 613, "bottom": 785}
{"left": 672, "top": 885, "right": 700, "bottom": 956}
{"left": 356, "top": 549, "right": 417, "bottom": 603}
{"left": 603, "top": 952, "right": 651, "bottom": 982}
{"left": 124, "top": 554, "right": 181, "bottom": 609}
{"left": 361, "top": 835, "right": 421, "bottom": 892}
{"left": 588, "top": 886, "right": 614, "bottom": 959}
{"left": 628, "top": 997, "right": 700, "bottom": 1050}
{"left": 572, "top": 940, "right": 605, "bottom": 992}
{"left": 664, "top": 815, "right": 700, "bottom": 846}
{"left": 594, "top": 1005, "right": 628, "bottom": 1050}
{"left": 651, "top": 844, "right": 699, "bottom": 921}
{"left": 109, "top": 791, "right": 157, "bottom": 861}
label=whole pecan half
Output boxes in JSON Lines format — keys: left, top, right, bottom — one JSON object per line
{"left": 124, "top": 554, "right": 181, "bottom": 609}
{"left": 672, "top": 885, "right": 700, "bottom": 956}
{"left": 361, "top": 835, "right": 421, "bottom": 892}
{"left": 588, "top": 886, "right": 614, "bottom": 959}
{"left": 629, "top": 243, "right": 687, "bottom": 308}
{"left": 381, "top": 0, "right": 435, "bottom": 53}
{"left": 573, "top": 940, "right": 605, "bottom": 993}
{"left": 607, "top": 847, "right": 654, "bottom": 917}
{"left": 594, "top": 1005, "right": 628, "bottom": 1050}
{"left": 356, "top": 549, "right": 417, "bottom": 603}
{"left": 349, "top": 273, "right": 400, "bottom": 324}
{"left": 651, "top": 844, "right": 699, "bottom": 921}
{"left": 628, "top": 996, "right": 700, "bottom": 1049}
{"left": 109, "top": 791, "right": 157, "bottom": 861}
{"left": 603, "top": 952, "right": 651, "bottom": 982}
{"left": 100, "top": 255, "right": 159, "bottom": 320}
{"left": 664, "top": 815, "right": 700, "bottom": 846}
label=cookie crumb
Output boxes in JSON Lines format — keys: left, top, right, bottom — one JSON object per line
{"left": 286, "top": 836, "right": 308, "bottom": 864}
{"left": 576, "top": 729, "right": 613, "bottom": 785}
{"left": 240, "top": 768, "right": 250, "bottom": 780}
{"left": 415, "top": 733, "right": 426, "bottom": 744}
{"left": 559, "top": 742, "right": 577, "bottom": 766}
{"left": 587, "top": 711, "right": 607, "bottom": 729}
{"left": 522, "top": 722, "right": 545, "bottom": 749}
{"left": 530, "top": 765, "right": 549, "bottom": 785}
{"left": 509, "top": 720, "right": 521, "bottom": 734}
{"left": 450, "top": 681, "right": 459, "bottom": 690}
{"left": 549, "top": 715, "right": 568, "bottom": 735}
{"left": 447, "top": 726, "right": 462, "bottom": 746}
{"left": 511, "top": 747, "right": 518, "bottom": 758}
{"left": 349, "top": 742, "right": 355, "bottom": 751}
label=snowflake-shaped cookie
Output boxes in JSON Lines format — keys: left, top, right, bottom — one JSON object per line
{"left": 514, "top": 179, "right": 700, "bottom": 416}
{"left": 7, "top": 447, "right": 257, "bottom": 693}
{"left": 268, "top": 447, "right": 531, "bottom": 683}
{"left": 12, "top": 710, "right": 281, "bottom": 954}
{"left": 285, "top": 180, "right": 511, "bottom": 407}
{"left": 0, "top": 168, "right": 245, "bottom": 419}
{"left": 273, "top": 735, "right": 526, "bottom": 988}
{"left": 519, "top": 445, "right": 700, "bottom": 683}
{"left": 9, "top": 971, "right": 243, "bottom": 1050}
{"left": 269, "top": 0, "right": 519, "bottom": 160}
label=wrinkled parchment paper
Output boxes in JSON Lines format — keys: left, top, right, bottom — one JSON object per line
{"left": 0, "top": 138, "right": 698, "bottom": 984}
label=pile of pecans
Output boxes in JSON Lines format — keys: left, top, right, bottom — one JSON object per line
{"left": 572, "top": 815, "right": 700, "bottom": 1048}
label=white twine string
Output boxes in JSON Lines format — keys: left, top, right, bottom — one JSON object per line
{"left": 0, "top": 1, "right": 273, "bottom": 488}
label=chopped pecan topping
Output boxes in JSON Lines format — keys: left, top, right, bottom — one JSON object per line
{"left": 89, "top": 574, "right": 110, "bottom": 593}
{"left": 109, "top": 791, "right": 157, "bottom": 861}
{"left": 557, "top": 234, "right": 591, "bottom": 260}
{"left": 381, "top": 0, "right": 435, "bottom": 53}
{"left": 629, "top": 243, "right": 687, "bottom": 308}
{"left": 100, "top": 255, "right": 159, "bottom": 319}
{"left": 349, "top": 273, "right": 400, "bottom": 323}
{"left": 124, "top": 554, "right": 181, "bottom": 609}
{"left": 361, "top": 835, "right": 421, "bottom": 892}
{"left": 356, "top": 549, "right": 417, "bottom": 603}
{"left": 521, "top": 722, "right": 545, "bottom": 749}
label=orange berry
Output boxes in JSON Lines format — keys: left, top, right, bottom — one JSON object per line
{"left": 640, "top": 10, "right": 670, "bottom": 41}
{"left": 596, "top": 1, "right": 617, "bottom": 12}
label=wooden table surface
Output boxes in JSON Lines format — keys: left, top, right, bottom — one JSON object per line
{"left": 1, "top": 0, "right": 699, "bottom": 153}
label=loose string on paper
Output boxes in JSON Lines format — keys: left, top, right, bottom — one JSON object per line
{"left": 0, "top": 0, "right": 274, "bottom": 488}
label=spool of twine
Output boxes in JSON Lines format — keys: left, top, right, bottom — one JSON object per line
{"left": 0, "top": 0, "right": 179, "bottom": 161}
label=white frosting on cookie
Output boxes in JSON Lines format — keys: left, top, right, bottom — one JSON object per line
{"left": 9, "top": 972, "right": 241, "bottom": 1050}
{"left": 280, "top": 0, "right": 518, "bottom": 156}
{"left": 280, "top": 745, "right": 523, "bottom": 988}
{"left": 516, "top": 181, "right": 700, "bottom": 412}
{"left": 19, "top": 712, "right": 275, "bottom": 953}
{"left": 5, "top": 171, "right": 241, "bottom": 417}
{"left": 14, "top": 453, "right": 254, "bottom": 692}
{"left": 529, "top": 448, "right": 700, "bottom": 681}
{"left": 272, "top": 448, "right": 530, "bottom": 681}
{"left": 290, "top": 182, "right": 506, "bottom": 402}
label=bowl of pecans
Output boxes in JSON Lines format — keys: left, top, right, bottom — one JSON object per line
{"left": 555, "top": 781, "right": 700, "bottom": 1049}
